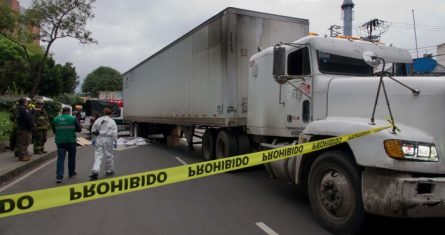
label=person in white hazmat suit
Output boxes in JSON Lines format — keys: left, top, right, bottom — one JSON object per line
{"left": 89, "top": 108, "right": 118, "bottom": 180}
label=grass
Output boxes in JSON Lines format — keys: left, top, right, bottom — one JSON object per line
{"left": 0, "top": 110, "right": 13, "bottom": 141}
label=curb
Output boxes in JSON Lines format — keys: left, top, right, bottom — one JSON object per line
{"left": 0, "top": 151, "right": 57, "bottom": 186}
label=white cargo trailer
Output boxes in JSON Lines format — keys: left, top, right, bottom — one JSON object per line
{"left": 124, "top": 7, "right": 445, "bottom": 234}
{"left": 123, "top": 7, "right": 309, "bottom": 145}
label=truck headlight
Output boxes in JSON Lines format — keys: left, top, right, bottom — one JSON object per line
{"left": 384, "top": 140, "right": 439, "bottom": 162}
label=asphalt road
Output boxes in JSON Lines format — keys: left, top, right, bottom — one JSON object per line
{"left": 0, "top": 141, "right": 443, "bottom": 235}
{"left": 0, "top": 142, "right": 329, "bottom": 235}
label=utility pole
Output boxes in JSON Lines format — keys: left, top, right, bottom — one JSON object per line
{"left": 412, "top": 9, "right": 419, "bottom": 58}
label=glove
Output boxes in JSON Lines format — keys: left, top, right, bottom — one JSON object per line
{"left": 113, "top": 141, "right": 117, "bottom": 149}
{"left": 92, "top": 139, "right": 96, "bottom": 146}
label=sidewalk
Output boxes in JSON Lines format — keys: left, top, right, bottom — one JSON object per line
{"left": 0, "top": 136, "right": 59, "bottom": 186}
{"left": 0, "top": 130, "right": 129, "bottom": 186}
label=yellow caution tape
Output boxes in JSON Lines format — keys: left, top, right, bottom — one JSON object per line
{"left": 0, "top": 125, "right": 391, "bottom": 218}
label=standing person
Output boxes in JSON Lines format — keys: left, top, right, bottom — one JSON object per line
{"left": 75, "top": 111, "right": 82, "bottom": 124}
{"left": 16, "top": 97, "right": 35, "bottom": 161}
{"left": 52, "top": 107, "right": 82, "bottom": 184}
{"left": 32, "top": 100, "right": 50, "bottom": 154}
{"left": 88, "top": 111, "right": 100, "bottom": 135}
{"left": 8, "top": 102, "right": 19, "bottom": 157}
{"left": 89, "top": 108, "right": 118, "bottom": 180}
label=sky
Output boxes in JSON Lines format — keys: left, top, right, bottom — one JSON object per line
{"left": 19, "top": 0, "right": 445, "bottom": 92}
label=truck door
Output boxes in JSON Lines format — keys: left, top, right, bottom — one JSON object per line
{"left": 284, "top": 47, "right": 312, "bottom": 128}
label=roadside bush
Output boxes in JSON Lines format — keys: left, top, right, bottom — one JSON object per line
{"left": 0, "top": 111, "right": 13, "bottom": 141}
{"left": 44, "top": 101, "right": 62, "bottom": 122}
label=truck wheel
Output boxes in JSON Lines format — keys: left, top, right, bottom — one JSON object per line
{"left": 236, "top": 132, "right": 251, "bottom": 154}
{"left": 308, "top": 150, "right": 365, "bottom": 235}
{"left": 215, "top": 130, "right": 238, "bottom": 159}
{"left": 202, "top": 128, "right": 217, "bottom": 160}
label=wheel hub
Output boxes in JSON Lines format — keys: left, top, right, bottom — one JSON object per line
{"left": 319, "top": 170, "right": 352, "bottom": 216}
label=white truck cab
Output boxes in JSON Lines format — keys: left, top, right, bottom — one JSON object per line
{"left": 249, "top": 35, "right": 445, "bottom": 234}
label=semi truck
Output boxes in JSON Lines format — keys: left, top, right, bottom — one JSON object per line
{"left": 123, "top": 7, "right": 445, "bottom": 235}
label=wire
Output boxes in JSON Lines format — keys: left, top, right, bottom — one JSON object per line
{"left": 407, "top": 45, "right": 440, "bottom": 51}
{"left": 387, "top": 21, "right": 445, "bottom": 32}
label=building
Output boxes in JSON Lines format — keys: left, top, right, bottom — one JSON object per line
{"left": 4, "top": 0, "right": 19, "bottom": 11}
{"left": 3, "top": 0, "right": 40, "bottom": 46}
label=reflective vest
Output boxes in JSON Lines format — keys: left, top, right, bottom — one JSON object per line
{"left": 53, "top": 114, "right": 77, "bottom": 144}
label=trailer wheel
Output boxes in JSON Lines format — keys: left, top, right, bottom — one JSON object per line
{"left": 308, "top": 150, "right": 365, "bottom": 235}
{"left": 215, "top": 130, "right": 238, "bottom": 159}
{"left": 202, "top": 128, "right": 217, "bottom": 160}
{"left": 236, "top": 132, "right": 251, "bottom": 154}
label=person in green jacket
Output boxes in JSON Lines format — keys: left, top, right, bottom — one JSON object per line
{"left": 52, "top": 107, "right": 81, "bottom": 184}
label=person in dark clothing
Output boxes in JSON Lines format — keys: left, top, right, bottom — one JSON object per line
{"left": 33, "top": 100, "right": 50, "bottom": 154}
{"left": 52, "top": 107, "right": 82, "bottom": 184}
{"left": 89, "top": 112, "right": 100, "bottom": 135}
{"left": 16, "top": 97, "right": 36, "bottom": 161}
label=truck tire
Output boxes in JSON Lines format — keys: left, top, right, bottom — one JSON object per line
{"left": 202, "top": 128, "right": 217, "bottom": 160}
{"left": 236, "top": 132, "right": 251, "bottom": 155}
{"left": 215, "top": 130, "right": 238, "bottom": 159}
{"left": 308, "top": 150, "right": 365, "bottom": 235}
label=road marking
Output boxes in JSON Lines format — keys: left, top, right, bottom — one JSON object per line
{"left": 256, "top": 222, "right": 279, "bottom": 235}
{"left": 0, "top": 158, "right": 56, "bottom": 192}
{"left": 175, "top": 156, "right": 187, "bottom": 165}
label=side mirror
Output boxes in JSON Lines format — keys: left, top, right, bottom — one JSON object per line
{"left": 362, "top": 51, "right": 381, "bottom": 67}
{"left": 273, "top": 46, "right": 286, "bottom": 76}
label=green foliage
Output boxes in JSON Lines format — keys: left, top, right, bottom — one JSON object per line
{"left": 27, "top": 0, "right": 97, "bottom": 45}
{"left": 26, "top": 0, "right": 97, "bottom": 96}
{"left": 0, "top": 111, "right": 13, "bottom": 141}
{"left": 0, "top": 37, "right": 29, "bottom": 94}
{"left": 0, "top": 36, "right": 79, "bottom": 96}
{"left": 43, "top": 101, "right": 62, "bottom": 122}
{"left": 1, "top": 0, "right": 95, "bottom": 97}
{"left": 55, "top": 93, "right": 83, "bottom": 106}
{"left": 82, "top": 66, "right": 122, "bottom": 97}
{"left": 0, "top": 2, "right": 34, "bottom": 44}
{"left": 0, "top": 2, "right": 16, "bottom": 35}
{"left": 39, "top": 59, "right": 79, "bottom": 96}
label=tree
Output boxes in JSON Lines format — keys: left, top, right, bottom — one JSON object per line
{"left": 82, "top": 66, "right": 122, "bottom": 97}
{"left": 0, "top": 37, "right": 28, "bottom": 94}
{"left": 26, "top": 0, "right": 97, "bottom": 97}
{"left": 0, "top": 1, "right": 33, "bottom": 62}
{"left": 38, "top": 59, "right": 79, "bottom": 96}
{"left": 55, "top": 93, "right": 83, "bottom": 106}
{"left": 0, "top": 37, "right": 79, "bottom": 95}
{"left": 0, "top": 1, "right": 35, "bottom": 94}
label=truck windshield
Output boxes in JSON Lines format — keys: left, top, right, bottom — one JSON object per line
{"left": 317, "top": 51, "right": 373, "bottom": 76}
